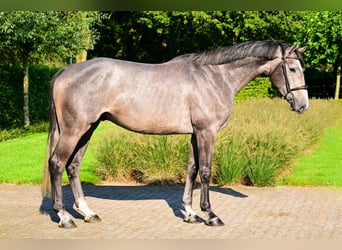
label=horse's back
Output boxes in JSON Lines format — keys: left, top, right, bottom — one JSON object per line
{"left": 51, "top": 58, "right": 195, "bottom": 134}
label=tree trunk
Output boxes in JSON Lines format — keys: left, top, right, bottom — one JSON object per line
{"left": 75, "top": 12, "right": 90, "bottom": 63}
{"left": 75, "top": 50, "right": 87, "bottom": 62}
{"left": 334, "top": 65, "right": 341, "bottom": 100}
{"left": 23, "top": 61, "right": 30, "bottom": 127}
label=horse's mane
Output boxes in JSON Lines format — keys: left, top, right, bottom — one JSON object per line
{"left": 172, "top": 40, "right": 288, "bottom": 65}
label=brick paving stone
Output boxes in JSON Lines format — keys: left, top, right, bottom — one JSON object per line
{"left": 0, "top": 183, "right": 341, "bottom": 239}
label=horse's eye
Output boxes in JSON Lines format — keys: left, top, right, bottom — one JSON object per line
{"left": 289, "top": 67, "right": 296, "bottom": 73}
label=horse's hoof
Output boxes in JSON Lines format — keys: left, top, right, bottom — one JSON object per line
{"left": 183, "top": 214, "right": 202, "bottom": 224}
{"left": 84, "top": 214, "right": 102, "bottom": 223}
{"left": 58, "top": 219, "right": 77, "bottom": 228}
{"left": 205, "top": 216, "right": 225, "bottom": 226}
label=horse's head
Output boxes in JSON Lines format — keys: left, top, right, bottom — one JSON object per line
{"left": 270, "top": 44, "right": 309, "bottom": 113}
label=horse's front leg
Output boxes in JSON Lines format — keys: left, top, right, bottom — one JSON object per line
{"left": 182, "top": 134, "right": 202, "bottom": 223}
{"left": 197, "top": 129, "right": 224, "bottom": 226}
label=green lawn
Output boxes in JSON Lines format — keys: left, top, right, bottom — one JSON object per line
{"left": 277, "top": 122, "right": 342, "bottom": 187}
{"left": 0, "top": 132, "right": 100, "bottom": 184}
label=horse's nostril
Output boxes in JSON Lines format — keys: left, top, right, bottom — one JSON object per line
{"left": 298, "top": 105, "right": 306, "bottom": 113}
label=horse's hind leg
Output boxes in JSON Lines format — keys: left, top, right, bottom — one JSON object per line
{"left": 49, "top": 132, "right": 84, "bottom": 228}
{"left": 66, "top": 124, "right": 101, "bottom": 223}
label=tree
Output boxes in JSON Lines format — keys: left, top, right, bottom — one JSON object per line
{"left": 297, "top": 11, "right": 342, "bottom": 99}
{"left": 237, "top": 11, "right": 304, "bottom": 44}
{"left": 0, "top": 11, "right": 104, "bottom": 127}
{"left": 91, "top": 11, "right": 305, "bottom": 63}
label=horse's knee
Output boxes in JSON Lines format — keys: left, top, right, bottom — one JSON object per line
{"left": 49, "top": 155, "right": 65, "bottom": 177}
{"left": 66, "top": 161, "right": 80, "bottom": 179}
{"left": 187, "top": 164, "right": 198, "bottom": 179}
{"left": 200, "top": 166, "right": 211, "bottom": 183}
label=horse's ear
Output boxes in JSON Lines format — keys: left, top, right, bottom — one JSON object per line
{"left": 288, "top": 44, "right": 297, "bottom": 54}
{"left": 296, "top": 47, "right": 306, "bottom": 54}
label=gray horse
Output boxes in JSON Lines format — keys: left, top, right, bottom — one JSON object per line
{"left": 41, "top": 40, "right": 308, "bottom": 228}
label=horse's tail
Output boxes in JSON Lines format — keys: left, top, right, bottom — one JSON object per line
{"left": 41, "top": 71, "right": 63, "bottom": 198}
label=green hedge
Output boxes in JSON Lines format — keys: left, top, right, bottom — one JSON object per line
{"left": 0, "top": 64, "right": 59, "bottom": 129}
{"left": 0, "top": 65, "right": 23, "bottom": 128}
{"left": 29, "top": 65, "right": 59, "bottom": 122}
{"left": 235, "top": 77, "right": 281, "bottom": 101}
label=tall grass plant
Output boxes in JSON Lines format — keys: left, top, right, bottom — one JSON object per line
{"left": 215, "top": 98, "right": 342, "bottom": 186}
{"left": 93, "top": 124, "right": 190, "bottom": 184}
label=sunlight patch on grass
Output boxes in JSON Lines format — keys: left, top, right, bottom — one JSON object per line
{"left": 277, "top": 122, "right": 342, "bottom": 187}
{"left": 0, "top": 132, "right": 100, "bottom": 184}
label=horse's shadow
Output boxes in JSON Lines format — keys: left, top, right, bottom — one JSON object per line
{"left": 39, "top": 183, "right": 248, "bottom": 224}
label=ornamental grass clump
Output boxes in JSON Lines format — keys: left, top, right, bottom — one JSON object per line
{"left": 214, "top": 98, "right": 342, "bottom": 186}
{"left": 93, "top": 125, "right": 189, "bottom": 184}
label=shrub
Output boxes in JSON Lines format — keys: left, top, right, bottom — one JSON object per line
{"left": 235, "top": 77, "right": 280, "bottom": 101}
{"left": 0, "top": 121, "right": 48, "bottom": 142}
{"left": 129, "top": 134, "right": 189, "bottom": 184}
{"left": 214, "top": 135, "right": 245, "bottom": 185}
{"left": 94, "top": 128, "right": 134, "bottom": 181}
{"left": 0, "top": 65, "right": 24, "bottom": 128}
{"left": 214, "top": 118, "right": 297, "bottom": 186}
{"left": 93, "top": 124, "right": 190, "bottom": 184}
{"left": 242, "top": 132, "right": 294, "bottom": 186}
{"left": 0, "top": 64, "right": 59, "bottom": 129}
{"left": 214, "top": 98, "right": 342, "bottom": 186}
{"left": 29, "top": 65, "right": 59, "bottom": 122}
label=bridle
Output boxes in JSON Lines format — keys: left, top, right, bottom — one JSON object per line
{"left": 272, "top": 44, "right": 308, "bottom": 101}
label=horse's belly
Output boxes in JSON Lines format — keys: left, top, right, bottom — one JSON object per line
{"left": 106, "top": 106, "right": 193, "bottom": 135}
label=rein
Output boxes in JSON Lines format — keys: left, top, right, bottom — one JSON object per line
{"left": 278, "top": 44, "right": 308, "bottom": 100}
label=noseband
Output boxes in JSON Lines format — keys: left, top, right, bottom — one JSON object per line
{"left": 274, "top": 44, "right": 308, "bottom": 101}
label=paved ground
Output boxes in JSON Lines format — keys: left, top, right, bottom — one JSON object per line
{"left": 0, "top": 183, "right": 341, "bottom": 239}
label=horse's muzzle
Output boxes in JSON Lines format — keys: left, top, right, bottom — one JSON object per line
{"left": 286, "top": 94, "right": 307, "bottom": 114}
{"left": 288, "top": 99, "right": 307, "bottom": 114}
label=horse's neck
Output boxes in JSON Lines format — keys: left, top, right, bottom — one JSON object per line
{"left": 220, "top": 58, "right": 280, "bottom": 95}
